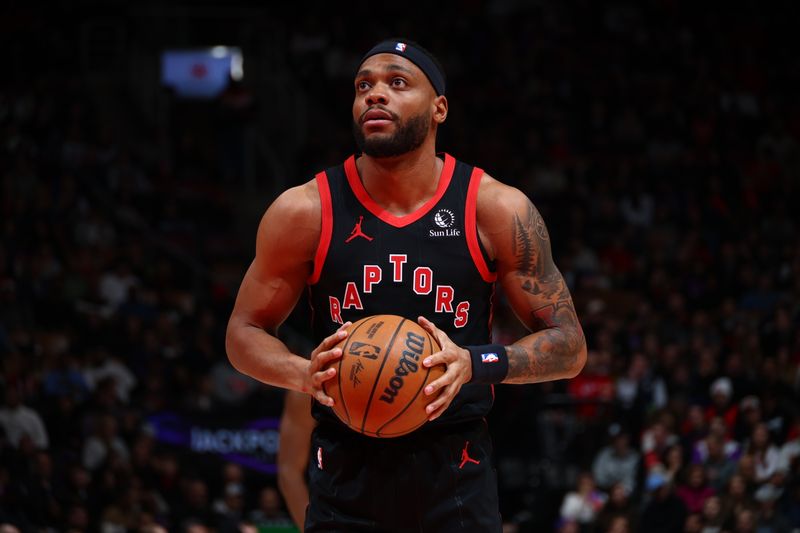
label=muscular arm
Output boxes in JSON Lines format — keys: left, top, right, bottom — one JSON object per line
{"left": 225, "top": 182, "right": 321, "bottom": 392}
{"left": 478, "top": 177, "right": 587, "bottom": 383}
{"left": 277, "top": 390, "right": 315, "bottom": 530}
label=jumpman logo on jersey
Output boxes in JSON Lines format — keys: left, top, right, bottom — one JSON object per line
{"left": 459, "top": 440, "right": 481, "bottom": 469}
{"left": 345, "top": 215, "right": 373, "bottom": 243}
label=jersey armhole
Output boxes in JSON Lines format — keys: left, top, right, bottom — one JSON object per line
{"left": 465, "top": 167, "right": 498, "bottom": 283}
{"left": 308, "top": 171, "right": 333, "bottom": 285}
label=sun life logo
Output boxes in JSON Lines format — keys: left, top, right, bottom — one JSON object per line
{"left": 429, "top": 209, "right": 460, "bottom": 238}
{"left": 433, "top": 209, "right": 455, "bottom": 228}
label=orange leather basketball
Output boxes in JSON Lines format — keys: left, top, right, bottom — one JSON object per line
{"left": 322, "top": 315, "right": 444, "bottom": 438}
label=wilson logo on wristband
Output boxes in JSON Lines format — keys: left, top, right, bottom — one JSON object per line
{"left": 481, "top": 353, "right": 499, "bottom": 363}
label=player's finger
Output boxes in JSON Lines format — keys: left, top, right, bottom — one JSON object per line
{"left": 312, "top": 366, "right": 337, "bottom": 387}
{"left": 312, "top": 325, "right": 351, "bottom": 356}
{"left": 417, "top": 315, "right": 443, "bottom": 344}
{"left": 312, "top": 347, "right": 343, "bottom": 371}
{"left": 423, "top": 366, "right": 456, "bottom": 396}
{"left": 422, "top": 351, "right": 447, "bottom": 369}
{"left": 324, "top": 322, "right": 351, "bottom": 347}
{"left": 426, "top": 384, "right": 460, "bottom": 420}
{"left": 313, "top": 386, "right": 335, "bottom": 407}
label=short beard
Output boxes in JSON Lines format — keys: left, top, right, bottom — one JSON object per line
{"left": 352, "top": 111, "right": 430, "bottom": 158}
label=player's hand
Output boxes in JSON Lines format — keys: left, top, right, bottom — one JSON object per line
{"left": 417, "top": 316, "right": 472, "bottom": 421}
{"left": 305, "top": 322, "right": 351, "bottom": 407}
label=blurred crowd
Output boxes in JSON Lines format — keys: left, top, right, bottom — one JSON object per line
{"left": 2, "top": 1, "right": 799, "bottom": 532}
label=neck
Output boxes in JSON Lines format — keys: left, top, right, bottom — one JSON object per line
{"left": 356, "top": 139, "right": 442, "bottom": 216}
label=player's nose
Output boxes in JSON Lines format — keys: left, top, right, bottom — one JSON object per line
{"left": 365, "top": 85, "right": 388, "bottom": 106}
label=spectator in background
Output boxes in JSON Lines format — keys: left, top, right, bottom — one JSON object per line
{"left": 594, "top": 482, "right": 636, "bottom": 533}
{"left": 20, "top": 450, "right": 61, "bottom": 530}
{"left": 733, "top": 395, "right": 763, "bottom": 443}
{"left": 679, "top": 404, "right": 708, "bottom": 451}
{"left": 64, "top": 504, "right": 90, "bottom": 533}
{"left": 41, "top": 353, "right": 90, "bottom": 403}
{"left": 568, "top": 349, "right": 615, "bottom": 422}
{"left": 82, "top": 347, "right": 137, "bottom": 404}
{"left": 247, "top": 486, "right": 292, "bottom": 528}
{"left": 656, "top": 444, "right": 684, "bottom": 489}
{"left": 638, "top": 468, "right": 688, "bottom": 533}
{"left": 0, "top": 387, "right": 48, "bottom": 450}
{"left": 82, "top": 413, "right": 130, "bottom": 471}
{"left": 592, "top": 424, "right": 640, "bottom": 495}
{"left": 614, "top": 352, "right": 667, "bottom": 434}
{"left": 558, "top": 471, "right": 606, "bottom": 528}
{"left": 746, "top": 422, "right": 781, "bottom": 484}
{"left": 717, "top": 474, "right": 756, "bottom": 529}
{"left": 693, "top": 416, "right": 742, "bottom": 466}
{"left": 705, "top": 378, "right": 738, "bottom": 436}
{"left": 731, "top": 507, "right": 757, "bottom": 533}
{"left": 641, "top": 413, "right": 680, "bottom": 471}
{"left": 213, "top": 483, "right": 245, "bottom": 533}
{"left": 100, "top": 481, "right": 143, "bottom": 532}
{"left": 603, "top": 514, "right": 630, "bottom": 533}
{"left": 735, "top": 454, "right": 760, "bottom": 492}
{"left": 752, "top": 482, "right": 790, "bottom": 532}
{"left": 700, "top": 495, "right": 726, "bottom": 532}
{"left": 683, "top": 512, "right": 703, "bottom": 533}
{"left": 778, "top": 428, "right": 800, "bottom": 475}
{"left": 675, "top": 463, "right": 716, "bottom": 515}
{"left": 172, "top": 478, "right": 215, "bottom": 530}
{"left": 98, "top": 260, "right": 140, "bottom": 311}
{"left": 695, "top": 433, "right": 738, "bottom": 492}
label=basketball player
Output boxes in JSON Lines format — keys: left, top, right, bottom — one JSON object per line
{"left": 226, "top": 39, "right": 587, "bottom": 531}
{"left": 277, "top": 390, "right": 314, "bottom": 530}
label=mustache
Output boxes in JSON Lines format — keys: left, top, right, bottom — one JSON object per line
{"left": 359, "top": 105, "right": 399, "bottom": 124}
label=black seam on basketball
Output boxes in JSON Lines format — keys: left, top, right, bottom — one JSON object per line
{"left": 336, "top": 317, "right": 372, "bottom": 427}
{"left": 376, "top": 365, "right": 434, "bottom": 437}
{"left": 376, "top": 331, "right": 437, "bottom": 437}
{"left": 424, "top": 330, "right": 440, "bottom": 352}
{"left": 360, "top": 318, "right": 406, "bottom": 435}
{"left": 376, "top": 417, "right": 429, "bottom": 437}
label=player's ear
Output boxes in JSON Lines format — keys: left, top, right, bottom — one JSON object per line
{"left": 433, "top": 95, "right": 448, "bottom": 124}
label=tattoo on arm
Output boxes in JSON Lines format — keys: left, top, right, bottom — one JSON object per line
{"left": 506, "top": 201, "right": 586, "bottom": 383}
{"left": 513, "top": 203, "right": 561, "bottom": 298}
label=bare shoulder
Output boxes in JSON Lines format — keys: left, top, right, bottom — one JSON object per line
{"left": 264, "top": 179, "right": 321, "bottom": 229}
{"left": 257, "top": 178, "right": 322, "bottom": 263}
{"left": 474, "top": 172, "right": 535, "bottom": 257}
{"left": 476, "top": 173, "right": 531, "bottom": 224}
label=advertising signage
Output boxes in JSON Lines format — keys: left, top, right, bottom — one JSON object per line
{"left": 147, "top": 412, "right": 281, "bottom": 475}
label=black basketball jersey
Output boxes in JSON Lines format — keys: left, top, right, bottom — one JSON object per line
{"left": 307, "top": 153, "right": 497, "bottom": 429}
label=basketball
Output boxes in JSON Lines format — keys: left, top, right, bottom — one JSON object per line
{"left": 322, "top": 315, "right": 444, "bottom": 438}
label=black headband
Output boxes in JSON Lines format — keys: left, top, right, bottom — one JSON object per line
{"left": 359, "top": 40, "right": 446, "bottom": 96}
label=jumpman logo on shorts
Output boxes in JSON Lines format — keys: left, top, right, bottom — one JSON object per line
{"left": 345, "top": 215, "right": 373, "bottom": 243}
{"left": 459, "top": 440, "right": 481, "bottom": 469}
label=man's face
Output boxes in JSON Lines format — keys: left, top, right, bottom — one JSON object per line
{"left": 352, "top": 53, "right": 443, "bottom": 158}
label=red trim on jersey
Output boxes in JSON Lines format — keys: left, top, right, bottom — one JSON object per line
{"left": 465, "top": 167, "right": 497, "bottom": 283}
{"left": 308, "top": 171, "right": 333, "bottom": 284}
{"left": 343, "top": 154, "right": 456, "bottom": 228}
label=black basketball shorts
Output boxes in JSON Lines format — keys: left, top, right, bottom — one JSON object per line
{"left": 304, "top": 419, "right": 502, "bottom": 532}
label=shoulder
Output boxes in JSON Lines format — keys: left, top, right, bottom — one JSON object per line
{"left": 475, "top": 172, "right": 532, "bottom": 222}
{"left": 473, "top": 171, "right": 538, "bottom": 254}
{"left": 265, "top": 179, "right": 321, "bottom": 224}
{"left": 256, "top": 178, "right": 322, "bottom": 259}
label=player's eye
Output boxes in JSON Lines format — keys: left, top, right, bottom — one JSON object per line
{"left": 356, "top": 80, "right": 371, "bottom": 91}
{"left": 391, "top": 78, "right": 407, "bottom": 88}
